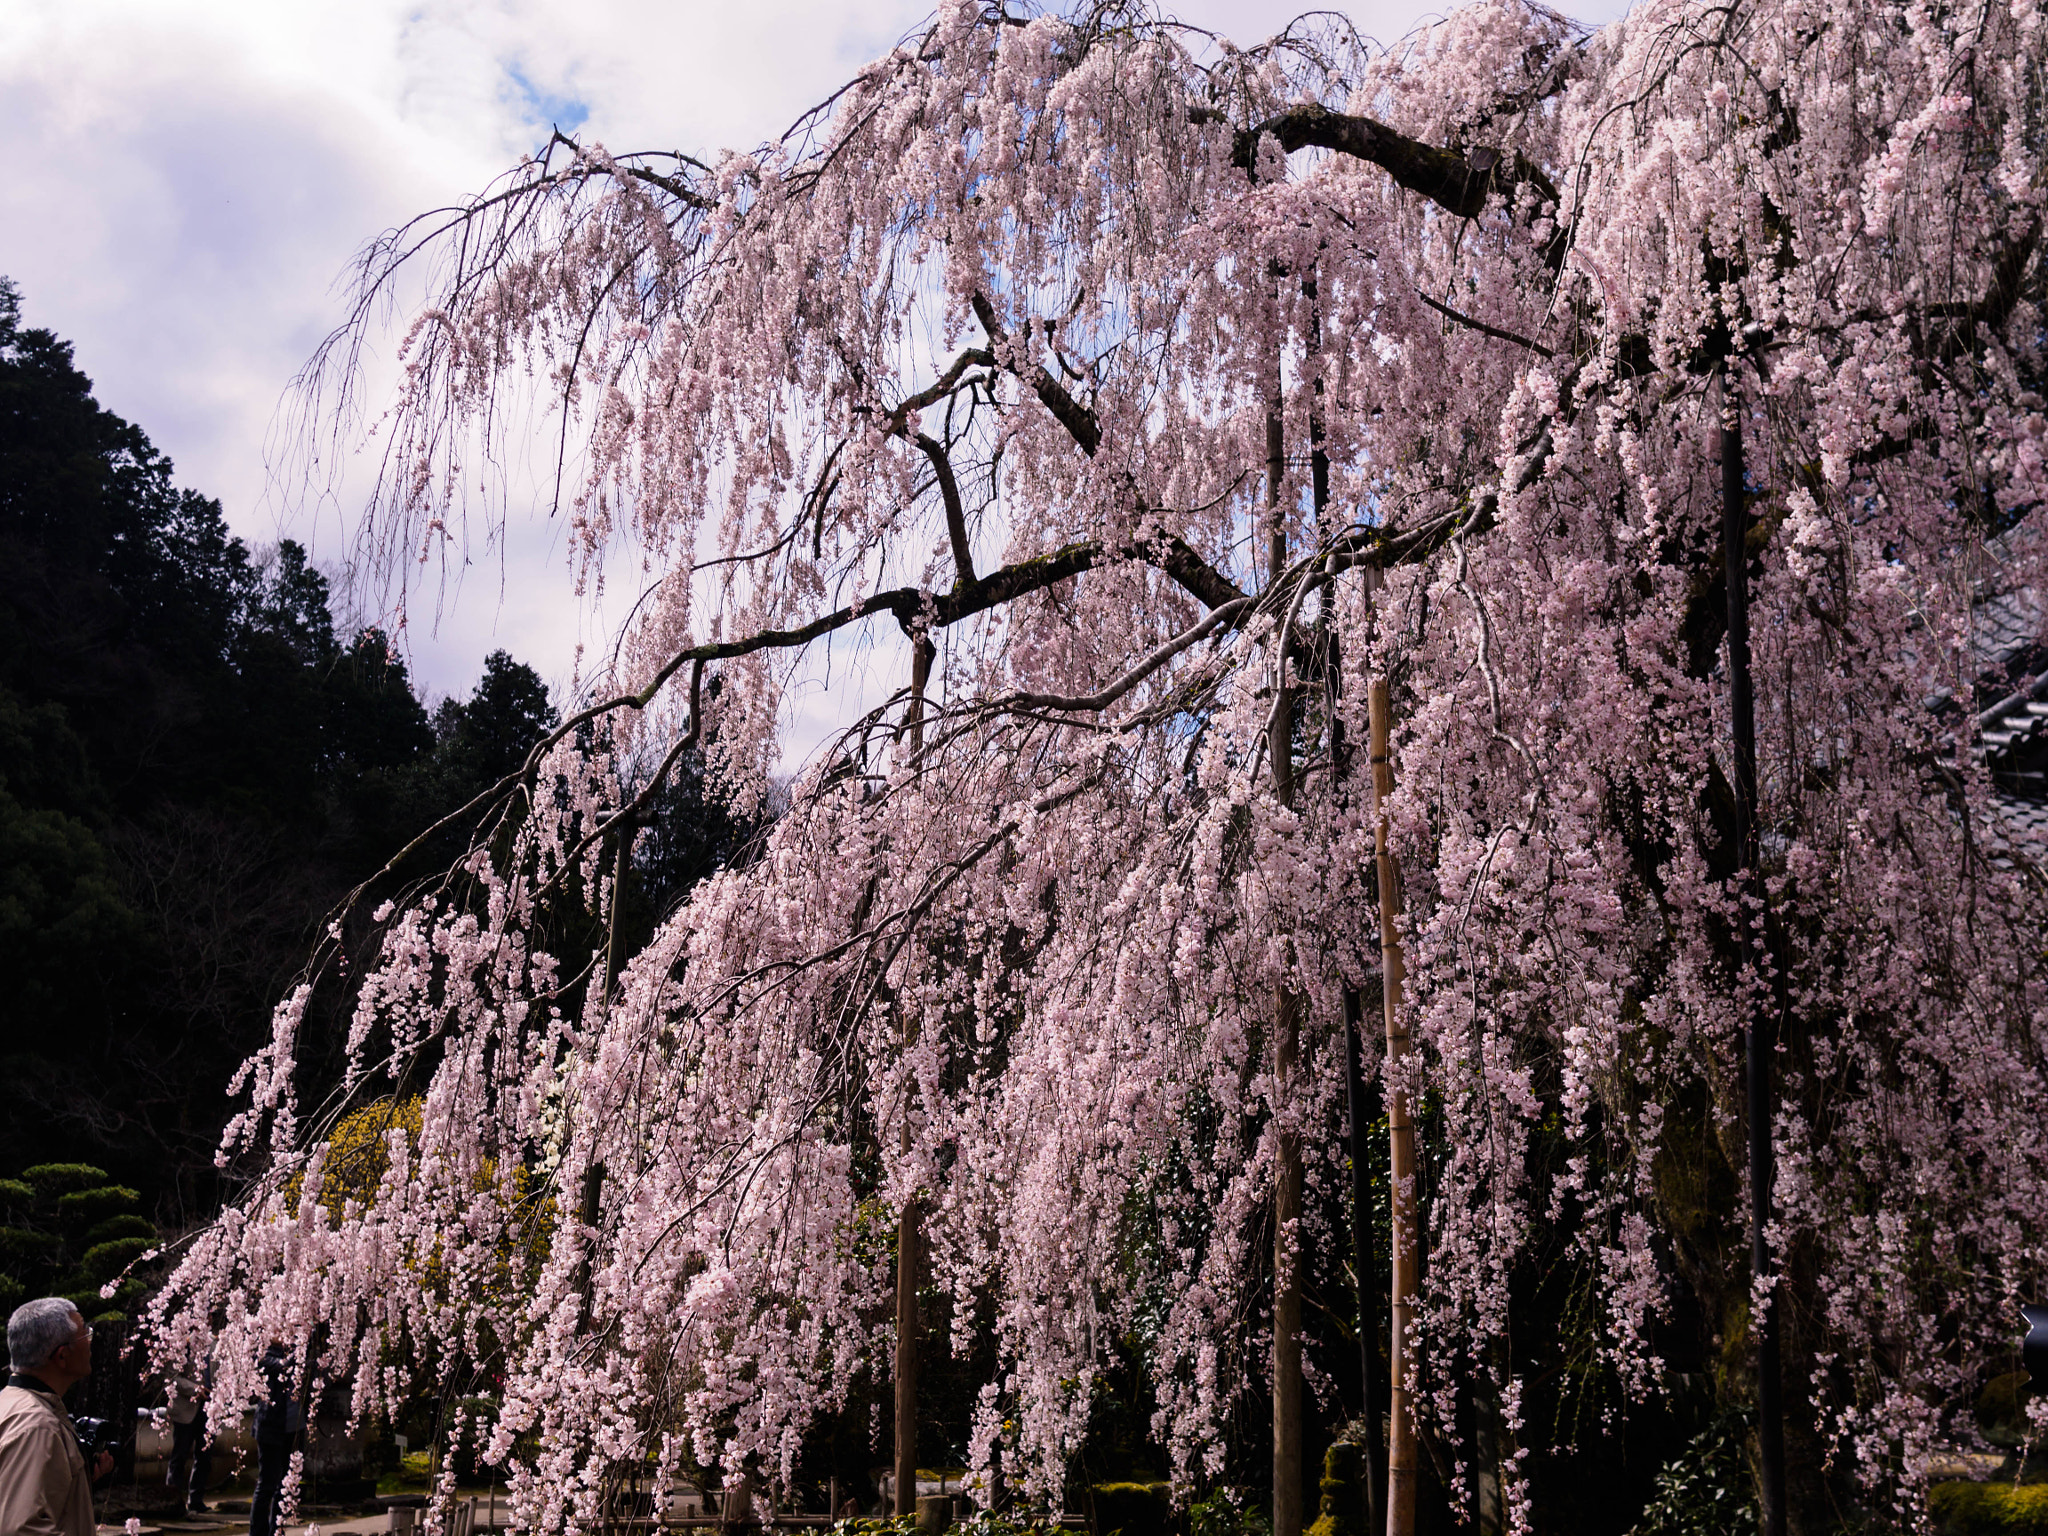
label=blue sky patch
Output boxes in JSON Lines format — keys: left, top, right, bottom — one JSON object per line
{"left": 507, "top": 63, "right": 589, "bottom": 135}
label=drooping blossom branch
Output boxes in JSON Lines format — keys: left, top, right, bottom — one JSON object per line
{"left": 150, "top": 1, "right": 2048, "bottom": 1532}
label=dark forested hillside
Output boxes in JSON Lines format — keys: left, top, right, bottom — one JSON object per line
{"left": 0, "top": 279, "right": 747, "bottom": 1240}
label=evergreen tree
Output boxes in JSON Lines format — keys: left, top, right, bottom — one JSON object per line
{"left": 0, "top": 280, "right": 753, "bottom": 1235}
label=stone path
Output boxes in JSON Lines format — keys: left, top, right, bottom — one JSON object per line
{"left": 104, "top": 1512, "right": 451, "bottom": 1536}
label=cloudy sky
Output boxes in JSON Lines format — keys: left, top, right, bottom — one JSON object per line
{"left": 0, "top": 0, "right": 1621, "bottom": 723}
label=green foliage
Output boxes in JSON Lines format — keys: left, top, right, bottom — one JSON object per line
{"left": 955, "top": 1514, "right": 1083, "bottom": 1536}
{"left": 0, "top": 275, "right": 751, "bottom": 1431}
{"left": 448, "top": 1395, "right": 501, "bottom": 1482}
{"left": 79, "top": 1236, "right": 154, "bottom": 1284}
{"left": 626, "top": 730, "right": 762, "bottom": 925}
{"left": 1187, "top": 1489, "right": 1268, "bottom": 1536}
{"left": 82, "top": 1214, "right": 154, "bottom": 1245}
{"left": 22, "top": 1164, "right": 114, "bottom": 1196}
{"left": 0, "top": 1160, "right": 156, "bottom": 1323}
{"left": 0, "top": 278, "right": 634, "bottom": 1230}
{"left": 1090, "top": 1483, "right": 1172, "bottom": 1536}
{"left": 831, "top": 1519, "right": 920, "bottom": 1536}
{"left": 1630, "top": 1412, "right": 1759, "bottom": 1536}
{"left": 1979, "top": 1374, "right": 2033, "bottom": 1449}
{"left": 430, "top": 650, "right": 558, "bottom": 797}
{"left": 0, "top": 709, "right": 140, "bottom": 1033}
{"left": 0, "top": 1236, "right": 59, "bottom": 1269}
{"left": 55, "top": 1185, "right": 139, "bottom": 1220}
{"left": 1305, "top": 1439, "right": 1366, "bottom": 1536}
{"left": 57, "top": 1288, "right": 107, "bottom": 1321}
{"left": 0, "top": 280, "right": 415, "bottom": 1197}
{"left": 0, "top": 1226, "right": 58, "bottom": 1263}
{"left": 1931, "top": 1481, "right": 2048, "bottom": 1535}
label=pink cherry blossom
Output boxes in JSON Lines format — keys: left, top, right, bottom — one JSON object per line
{"left": 148, "top": 0, "right": 2048, "bottom": 1530}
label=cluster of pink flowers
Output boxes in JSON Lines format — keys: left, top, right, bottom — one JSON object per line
{"left": 151, "top": 0, "right": 2047, "bottom": 1529}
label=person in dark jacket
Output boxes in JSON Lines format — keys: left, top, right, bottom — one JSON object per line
{"left": 163, "top": 1367, "right": 212, "bottom": 1512}
{"left": 250, "top": 1344, "right": 302, "bottom": 1536}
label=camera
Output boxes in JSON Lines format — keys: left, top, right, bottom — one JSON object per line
{"left": 72, "top": 1415, "right": 128, "bottom": 1478}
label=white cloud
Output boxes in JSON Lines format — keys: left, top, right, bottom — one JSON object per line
{"left": 0, "top": 0, "right": 1622, "bottom": 720}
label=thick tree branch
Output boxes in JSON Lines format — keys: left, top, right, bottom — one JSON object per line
{"left": 961, "top": 291, "right": 1247, "bottom": 609}
{"left": 1325, "top": 425, "right": 1550, "bottom": 575}
{"left": 885, "top": 348, "right": 996, "bottom": 432}
{"left": 998, "top": 597, "right": 1253, "bottom": 713}
{"left": 916, "top": 433, "right": 978, "bottom": 587}
{"left": 1416, "top": 291, "right": 1554, "bottom": 357}
{"left": 971, "top": 292, "right": 1103, "bottom": 456}
{"left": 1137, "top": 525, "right": 1251, "bottom": 610}
{"left": 1230, "top": 102, "right": 1561, "bottom": 221}
{"left": 583, "top": 488, "right": 1499, "bottom": 758}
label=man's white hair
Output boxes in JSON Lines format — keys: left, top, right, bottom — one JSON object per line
{"left": 7, "top": 1298, "right": 82, "bottom": 1373}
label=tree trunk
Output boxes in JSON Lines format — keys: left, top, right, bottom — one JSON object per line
{"left": 1316, "top": 298, "right": 1384, "bottom": 1530}
{"left": 895, "top": 635, "right": 935, "bottom": 1519}
{"left": 1269, "top": 406, "right": 1304, "bottom": 1536}
{"left": 1370, "top": 679, "right": 1417, "bottom": 1536}
{"left": 1720, "top": 389, "right": 1786, "bottom": 1536}
{"left": 575, "top": 1161, "right": 605, "bottom": 1335}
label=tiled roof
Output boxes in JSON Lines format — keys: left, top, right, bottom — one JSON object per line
{"left": 1986, "top": 791, "right": 2048, "bottom": 850}
{"left": 1970, "top": 582, "right": 2046, "bottom": 674}
{"left": 1967, "top": 556, "right": 2047, "bottom": 866}
{"left": 1979, "top": 675, "right": 2048, "bottom": 788}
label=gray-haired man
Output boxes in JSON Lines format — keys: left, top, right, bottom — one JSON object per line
{"left": 0, "top": 1299, "right": 112, "bottom": 1536}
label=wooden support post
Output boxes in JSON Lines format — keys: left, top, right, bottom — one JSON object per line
{"left": 1370, "top": 679, "right": 1417, "bottom": 1536}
